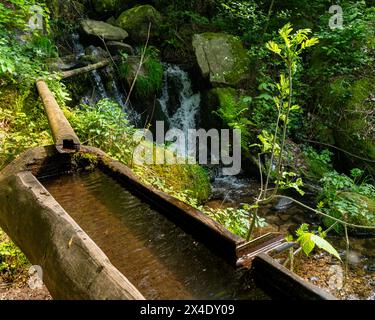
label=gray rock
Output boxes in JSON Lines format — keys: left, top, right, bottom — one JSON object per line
{"left": 346, "top": 250, "right": 362, "bottom": 266}
{"left": 274, "top": 197, "right": 294, "bottom": 211}
{"left": 192, "top": 32, "right": 250, "bottom": 87}
{"left": 82, "top": 46, "right": 109, "bottom": 64}
{"left": 81, "top": 19, "right": 128, "bottom": 41}
{"left": 106, "top": 41, "right": 134, "bottom": 55}
{"left": 115, "top": 5, "right": 162, "bottom": 43}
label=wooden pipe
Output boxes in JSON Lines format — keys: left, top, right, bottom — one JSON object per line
{"left": 36, "top": 80, "right": 80, "bottom": 153}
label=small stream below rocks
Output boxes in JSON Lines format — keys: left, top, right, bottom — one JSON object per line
{"left": 208, "top": 174, "right": 375, "bottom": 300}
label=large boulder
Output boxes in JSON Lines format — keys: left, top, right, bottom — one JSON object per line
{"left": 192, "top": 33, "right": 250, "bottom": 87}
{"left": 115, "top": 5, "right": 162, "bottom": 43}
{"left": 323, "top": 192, "right": 375, "bottom": 233}
{"left": 80, "top": 19, "right": 128, "bottom": 41}
{"left": 328, "top": 77, "right": 375, "bottom": 176}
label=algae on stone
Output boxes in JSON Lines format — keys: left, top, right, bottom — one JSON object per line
{"left": 115, "top": 5, "right": 162, "bottom": 43}
{"left": 335, "top": 77, "right": 375, "bottom": 176}
{"left": 192, "top": 33, "right": 250, "bottom": 87}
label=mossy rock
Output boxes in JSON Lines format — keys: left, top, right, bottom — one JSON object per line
{"left": 115, "top": 5, "right": 162, "bottom": 43}
{"left": 202, "top": 87, "right": 238, "bottom": 129}
{"left": 133, "top": 141, "right": 211, "bottom": 203}
{"left": 323, "top": 192, "right": 375, "bottom": 233}
{"left": 192, "top": 33, "right": 250, "bottom": 87}
{"left": 80, "top": 19, "right": 128, "bottom": 41}
{"left": 333, "top": 77, "right": 375, "bottom": 176}
{"left": 120, "top": 55, "right": 163, "bottom": 100}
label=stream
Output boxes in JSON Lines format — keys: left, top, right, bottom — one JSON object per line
{"left": 208, "top": 174, "right": 375, "bottom": 300}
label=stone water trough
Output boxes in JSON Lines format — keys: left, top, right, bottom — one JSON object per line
{"left": 0, "top": 81, "right": 335, "bottom": 300}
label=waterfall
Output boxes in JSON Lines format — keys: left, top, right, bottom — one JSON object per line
{"left": 111, "top": 77, "right": 125, "bottom": 108}
{"left": 71, "top": 34, "right": 109, "bottom": 102}
{"left": 158, "top": 64, "right": 201, "bottom": 155}
{"left": 90, "top": 70, "right": 108, "bottom": 99}
{"left": 70, "top": 34, "right": 140, "bottom": 124}
{"left": 71, "top": 33, "right": 84, "bottom": 57}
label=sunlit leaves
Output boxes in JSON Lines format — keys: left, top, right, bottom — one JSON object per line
{"left": 310, "top": 234, "right": 341, "bottom": 261}
{"left": 266, "top": 40, "right": 281, "bottom": 55}
{"left": 298, "top": 233, "right": 315, "bottom": 255}
{"left": 302, "top": 37, "right": 319, "bottom": 49}
{"left": 251, "top": 130, "right": 280, "bottom": 155}
{"left": 279, "top": 22, "right": 293, "bottom": 46}
{"left": 276, "top": 73, "right": 290, "bottom": 97}
{"left": 267, "top": 23, "right": 319, "bottom": 68}
{"left": 277, "top": 172, "right": 305, "bottom": 195}
{"left": 293, "top": 223, "right": 341, "bottom": 260}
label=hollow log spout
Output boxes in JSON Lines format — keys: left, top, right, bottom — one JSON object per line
{"left": 36, "top": 80, "right": 81, "bottom": 153}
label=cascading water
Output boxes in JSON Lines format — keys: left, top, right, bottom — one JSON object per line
{"left": 90, "top": 69, "right": 108, "bottom": 99}
{"left": 71, "top": 34, "right": 108, "bottom": 103}
{"left": 70, "top": 34, "right": 140, "bottom": 124}
{"left": 71, "top": 33, "right": 84, "bottom": 57}
{"left": 158, "top": 64, "right": 201, "bottom": 156}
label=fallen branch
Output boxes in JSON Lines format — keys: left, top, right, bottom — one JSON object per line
{"left": 61, "top": 58, "right": 118, "bottom": 79}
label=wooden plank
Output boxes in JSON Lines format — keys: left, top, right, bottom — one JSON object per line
{"left": 236, "top": 233, "right": 286, "bottom": 268}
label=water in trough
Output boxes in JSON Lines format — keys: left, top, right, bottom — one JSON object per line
{"left": 40, "top": 170, "right": 269, "bottom": 300}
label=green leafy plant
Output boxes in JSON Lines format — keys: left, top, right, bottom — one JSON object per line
{"left": 213, "top": 0, "right": 266, "bottom": 43}
{"left": 294, "top": 224, "right": 340, "bottom": 260}
{"left": 215, "top": 90, "right": 254, "bottom": 151}
{"left": 135, "top": 54, "right": 163, "bottom": 99}
{"left": 284, "top": 223, "right": 341, "bottom": 271}
{"left": 244, "top": 23, "right": 318, "bottom": 241}
{"left": 68, "top": 99, "right": 136, "bottom": 165}
{"left": 0, "top": 229, "right": 29, "bottom": 281}
{"left": 319, "top": 169, "right": 375, "bottom": 232}
{"left": 0, "top": 29, "right": 55, "bottom": 86}
{"left": 0, "top": 0, "right": 49, "bottom": 29}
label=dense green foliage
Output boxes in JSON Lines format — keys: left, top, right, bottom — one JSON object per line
{"left": 119, "top": 46, "right": 163, "bottom": 99}
{"left": 319, "top": 169, "right": 375, "bottom": 231}
{"left": 0, "top": 229, "right": 29, "bottom": 282}
{"left": 134, "top": 48, "right": 163, "bottom": 99}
